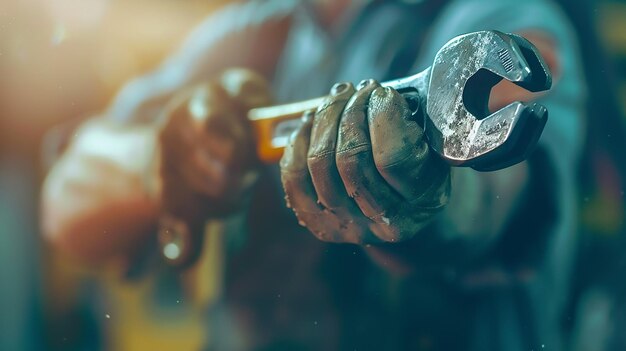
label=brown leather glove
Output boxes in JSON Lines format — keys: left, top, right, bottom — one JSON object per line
{"left": 280, "top": 79, "right": 450, "bottom": 244}
{"left": 157, "top": 69, "right": 272, "bottom": 266}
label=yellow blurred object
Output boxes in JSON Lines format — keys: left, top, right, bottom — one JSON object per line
{"left": 598, "top": 2, "right": 626, "bottom": 118}
{"left": 103, "top": 222, "right": 225, "bottom": 351}
{"left": 599, "top": 3, "right": 626, "bottom": 55}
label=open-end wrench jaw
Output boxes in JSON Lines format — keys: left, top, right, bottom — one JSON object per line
{"left": 424, "top": 30, "right": 552, "bottom": 171}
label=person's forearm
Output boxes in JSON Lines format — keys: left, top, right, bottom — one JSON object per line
{"left": 41, "top": 118, "right": 160, "bottom": 265}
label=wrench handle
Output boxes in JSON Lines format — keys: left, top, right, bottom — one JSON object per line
{"left": 247, "top": 68, "right": 430, "bottom": 164}
{"left": 248, "top": 96, "right": 326, "bottom": 163}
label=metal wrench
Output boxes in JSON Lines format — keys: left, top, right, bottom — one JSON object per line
{"left": 248, "top": 30, "right": 551, "bottom": 171}
{"left": 160, "top": 30, "right": 552, "bottom": 268}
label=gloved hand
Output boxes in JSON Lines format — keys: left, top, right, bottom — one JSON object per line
{"left": 280, "top": 79, "right": 450, "bottom": 244}
{"left": 157, "top": 69, "right": 272, "bottom": 265}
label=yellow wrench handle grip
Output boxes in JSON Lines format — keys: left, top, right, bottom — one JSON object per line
{"left": 248, "top": 96, "right": 326, "bottom": 164}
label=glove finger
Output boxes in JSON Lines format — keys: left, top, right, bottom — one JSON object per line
{"left": 280, "top": 112, "right": 352, "bottom": 242}
{"left": 213, "top": 70, "right": 273, "bottom": 168}
{"left": 219, "top": 68, "right": 273, "bottom": 111}
{"left": 307, "top": 82, "right": 360, "bottom": 210}
{"left": 298, "top": 209, "right": 370, "bottom": 243}
{"left": 367, "top": 198, "right": 445, "bottom": 243}
{"left": 335, "top": 80, "right": 404, "bottom": 238}
{"left": 185, "top": 83, "right": 257, "bottom": 172}
{"left": 368, "top": 87, "right": 450, "bottom": 206}
{"left": 280, "top": 111, "right": 322, "bottom": 215}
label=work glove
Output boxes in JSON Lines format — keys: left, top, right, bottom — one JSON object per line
{"left": 280, "top": 79, "right": 450, "bottom": 244}
{"left": 157, "top": 69, "right": 272, "bottom": 265}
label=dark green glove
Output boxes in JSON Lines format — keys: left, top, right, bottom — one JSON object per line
{"left": 280, "top": 79, "right": 451, "bottom": 244}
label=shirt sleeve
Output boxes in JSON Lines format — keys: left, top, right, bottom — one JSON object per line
{"left": 106, "top": 0, "right": 297, "bottom": 124}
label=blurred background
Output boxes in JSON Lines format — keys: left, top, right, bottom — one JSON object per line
{"left": 0, "top": 0, "right": 625, "bottom": 350}
{"left": 0, "top": 1, "right": 228, "bottom": 350}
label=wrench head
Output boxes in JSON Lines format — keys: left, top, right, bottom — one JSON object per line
{"left": 425, "top": 30, "right": 551, "bottom": 171}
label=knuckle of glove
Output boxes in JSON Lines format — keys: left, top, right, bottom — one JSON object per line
{"left": 370, "top": 213, "right": 421, "bottom": 243}
{"left": 219, "top": 68, "right": 273, "bottom": 110}
{"left": 368, "top": 87, "right": 423, "bottom": 168}
{"left": 294, "top": 209, "right": 369, "bottom": 244}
